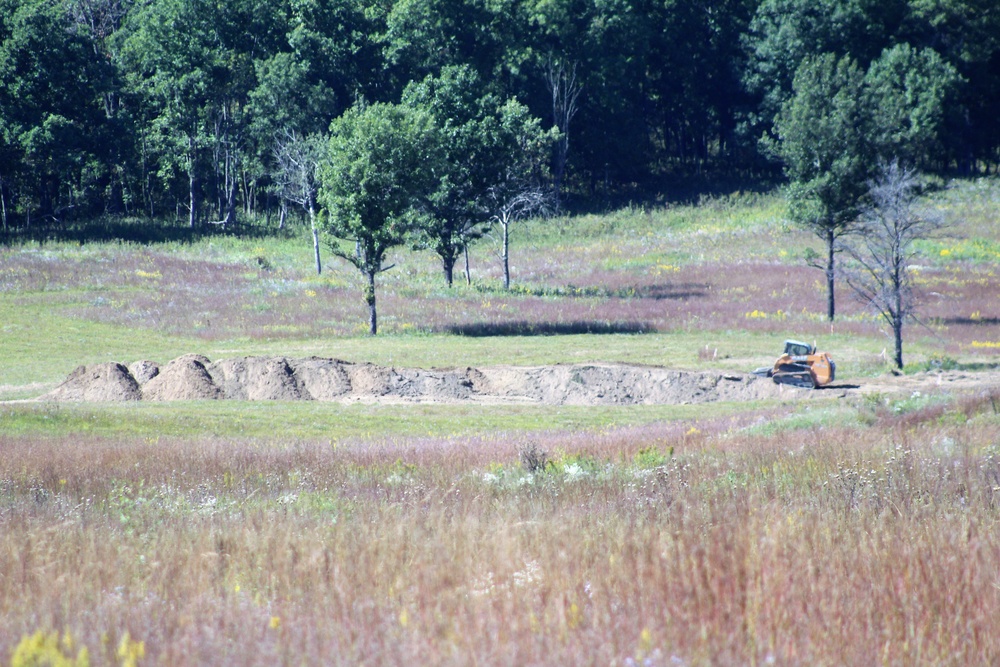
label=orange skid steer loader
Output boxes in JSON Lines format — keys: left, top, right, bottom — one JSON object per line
{"left": 752, "top": 339, "right": 836, "bottom": 389}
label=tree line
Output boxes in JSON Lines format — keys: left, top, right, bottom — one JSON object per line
{"left": 2, "top": 0, "right": 998, "bottom": 233}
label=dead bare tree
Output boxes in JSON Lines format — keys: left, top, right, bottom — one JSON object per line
{"left": 545, "top": 56, "right": 581, "bottom": 212}
{"left": 486, "top": 186, "right": 552, "bottom": 290}
{"left": 842, "top": 160, "right": 948, "bottom": 369}
{"left": 273, "top": 130, "right": 326, "bottom": 274}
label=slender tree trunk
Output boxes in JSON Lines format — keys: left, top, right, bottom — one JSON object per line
{"left": 309, "top": 199, "right": 321, "bottom": 275}
{"left": 278, "top": 200, "right": 287, "bottom": 229}
{"left": 826, "top": 227, "right": 836, "bottom": 321}
{"left": 189, "top": 171, "right": 198, "bottom": 229}
{"left": 1, "top": 175, "right": 7, "bottom": 232}
{"left": 893, "top": 289, "right": 904, "bottom": 370}
{"left": 188, "top": 133, "right": 200, "bottom": 228}
{"left": 893, "top": 317, "right": 904, "bottom": 370}
{"left": 365, "top": 270, "right": 378, "bottom": 335}
{"left": 502, "top": 221, "right": 511, "bottom": 290}
{"left": 547, "top": 58, "right": 581, "bottom": 214}
{"left": 553, "top": 143, "right": 567, "bottom": 212}
{"left": 464, "top": 245, "right": 471, "bottom": 286}
{"left": 223, "top": 181, "right": 237, "bottom": 229}
{"left": 442, "top": 254, "right": 455, "bottom": 288}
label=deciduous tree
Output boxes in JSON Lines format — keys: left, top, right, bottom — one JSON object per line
{"left": 318, "top": 102, "right": 439, "bottom": 335}
{"left": 769, "top": 53, "right": 871, "bottom": 321}
{"left": 0, "top": 0, "right": 114, "bottom": 224}
{"left": 863, "top": 43, "right": 961, "bottom": 168}
{"left": 402, "top": 65, "right": 553, "bottom": 287}
{"left": 484, "top": 100, "right": 555, "bottom": 290}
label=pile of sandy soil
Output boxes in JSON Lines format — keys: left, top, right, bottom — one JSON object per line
{"left": 44, "top": 363, "right": 143, "bottom": 402}
{"left": 39, "top": 354, "right": 813, "bottom": 405}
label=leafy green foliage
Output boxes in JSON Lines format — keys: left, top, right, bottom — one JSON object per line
{"left": 769, "top": 53, "right": 871, "bottom": 320}
{"left": 863, "top": 43, "right": 962, "bottom": 166}
{"left": 771, "top": 53, "right": 872, "bottom": 232}
{"left": 0, "top": 0, "right": 114, "bottom": 221}
{"left": 1, "top": 0, "right": 1000, "bottom": 230}
{"left": 744, "top": 0, "right": 897, "bottom": 125}
{"left": 401, "top": 65, "right": 554, "bottom": 287}
{"left": 319, "top": 101, "right": 440, "bottom": 333}
{"left": 632, "top": 446, "right": 674, "bottom": 469}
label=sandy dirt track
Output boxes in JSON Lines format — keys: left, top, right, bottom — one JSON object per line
{"left": 36, "top": 354, "right": 1000, "bottom": 405}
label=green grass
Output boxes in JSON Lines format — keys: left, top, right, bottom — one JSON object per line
{"left": 0, "top": 293, "right": 206, "bottom": 394}
{"left": 737, "top": 404, "right": 862, "bottom": 436}
{"left": 0, "top": 399, "right": 766, "bottom": 440}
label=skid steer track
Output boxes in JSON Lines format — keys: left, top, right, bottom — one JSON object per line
{"left": 772, "top": 363, "right": 817, "bottom": 389}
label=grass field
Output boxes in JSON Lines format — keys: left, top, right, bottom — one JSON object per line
{"left": 2, "top": 179, "right": 1000, "bottom": 665}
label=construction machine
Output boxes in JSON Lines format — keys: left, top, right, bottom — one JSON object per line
{"left": 752, "top": 339, "right": 836, "bottom": 389}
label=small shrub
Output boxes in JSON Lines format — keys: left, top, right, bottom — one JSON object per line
{"left": 633, "top": 446, "right": 673, "bottom": 469}
{"left": 922, "top": 354, "right": 959, "bottom": 372}
{"left": 519, "top": 442, "right": 550, "bottom": 473}
{"left": 251, "top": 252, "right": 272, "bottom": 271}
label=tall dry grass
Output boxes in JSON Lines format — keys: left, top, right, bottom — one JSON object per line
{"left": 3, "top": 393, "right": 1000, "bottom": 665}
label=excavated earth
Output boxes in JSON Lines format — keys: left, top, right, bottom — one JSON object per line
{"left": 38, "top": 354, "right": 819, "bottom": 405}
{"left": 39, "top": 354, "right": 1000, "bottom": 405}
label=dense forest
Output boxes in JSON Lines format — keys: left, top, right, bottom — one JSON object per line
{"left": 1, "top": 0, "right": 999, "bottom": 232}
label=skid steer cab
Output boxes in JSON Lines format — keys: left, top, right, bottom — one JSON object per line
{"left": 752, "top": 339, "right": 836, "bottom": 389}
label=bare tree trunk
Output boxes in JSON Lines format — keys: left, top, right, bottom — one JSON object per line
{"left": 893, "top": 291, "right": 904, "bottom": 369}
{"left": 442, "top": 256, "right": 455, "bottom": 288}
{"left": 502, "top": 221, "right": 511, "bottom": 290}
{"left": 189, "top": 171, "right": 198, "bottom": 229}
{"left": 223, "top": 181, "right": 237, "bottom": 229}
{"left": 187, "top": 134, "right": 199, "bottom": 228}
{"left": 1, "top": 175, "right": 7, "bottom": 232}
{"left": 365, "top": 270, "right": 378, "bottom": 335}
{"left": 142, "top": 136, "right": 155, "bottom": 218}
{"left": 464, "top": 245, "right": 471, "bottom": 286}
{"left": 309, "top": 199, "right": 321, "bottom": 275}
{"left": 826, "top": 227, "right": 836, "bottom": 321}
{"left": 893, "top": 318, "right": 903, "bottom": 369}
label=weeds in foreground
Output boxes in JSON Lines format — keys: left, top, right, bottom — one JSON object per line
{"left": 2, "top": 390, "right": 1000, "bottom": 664}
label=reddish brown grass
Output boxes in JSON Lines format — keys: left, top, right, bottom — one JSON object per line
{"left": 3, "top": 397, "right": 1000, "bottom": 665}
{"left": 6, "top": 244, "right": 995, "bottom": 355}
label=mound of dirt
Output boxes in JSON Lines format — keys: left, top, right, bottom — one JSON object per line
{"left": 288, "top": 357, "right": 352, "bottom": 400}
{"left": 209, "top": 356, "right": 304, "bottom": 400}
{"left": 42, "top": 362, "right": 142, "bottom": 401}
{"left": 40, "top": 354, "right": 808, "bottom": 405}
{"left": 141, "top": 354, "right": 221, "bottom": 401}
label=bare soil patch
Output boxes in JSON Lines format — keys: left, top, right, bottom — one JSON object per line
{"left": 38, "top": 355, "right": 1000, "bottom": 405}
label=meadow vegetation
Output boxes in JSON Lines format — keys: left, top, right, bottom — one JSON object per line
{"left": 3, "top": 391, "right": 1000, "bottom": 664}
{"left": 1, "top": 180, "right": 999, "bottom": 664}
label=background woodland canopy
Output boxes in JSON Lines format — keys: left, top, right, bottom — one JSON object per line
{"left": 1, "top": 0, "right": 999, "bottom": 232}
